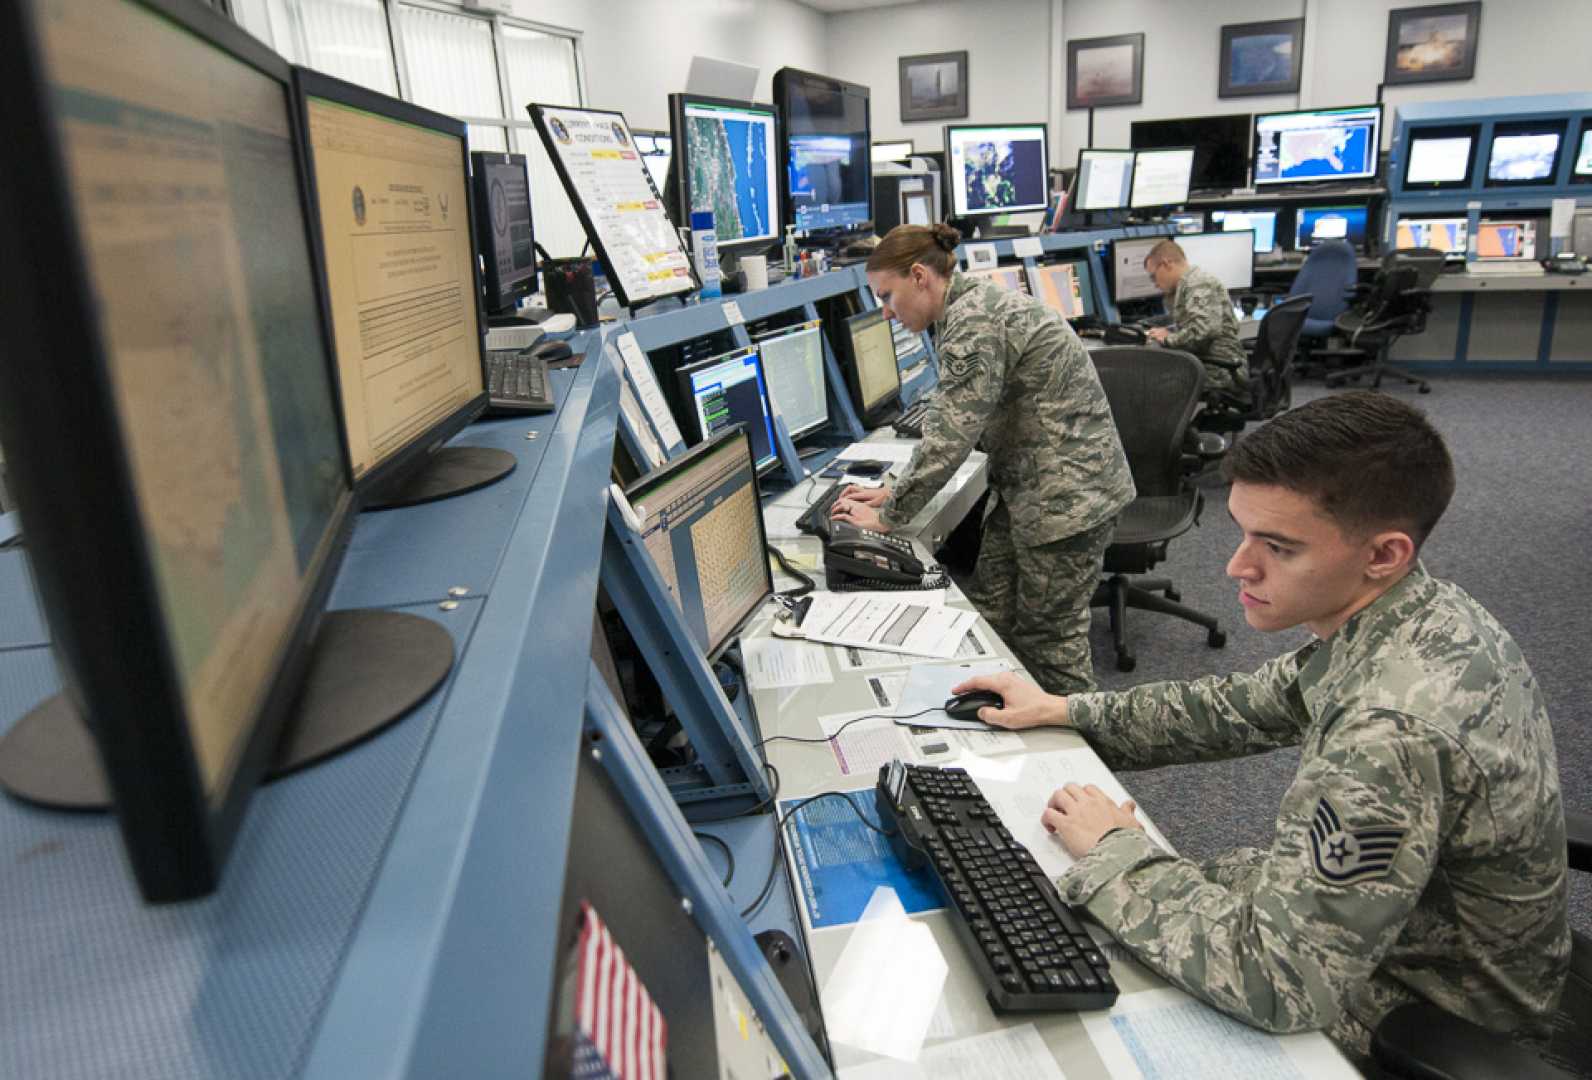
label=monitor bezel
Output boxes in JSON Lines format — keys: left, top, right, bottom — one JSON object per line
{"left": 469, "top": 150, "right": 537, "bottom": 317}
{"left": 1483, "top": 119, "right": 1568, "bottom": 189}
{"left": 0, "top": 0, "right": 359, "bottom": 902}
{"left": 1027, "top": 256, "right": 1096, "bottom": 321}
{"left": 1073, "top": 147, "right": 1137, "bottom": 212}
{"left": 1130, "top": 113, "right": 1252, "bottom": 191}
{"left": 1109, "top": 235, "right": 1166, "bottom": 302}
{"left": 1401, "top": 124, "right": 1480, "bottom": 191}
{"left": 1393, "top": 216, "right": 1470, "bottom": 257}
{"left": 623, "top": 424, "right": 774, "bottom": 662}
{"left": 1128, "top": 146, "right": 1196, "bottom": 210}
{"left": 942, "top": 122, "right": 1051, "bottom": 218}
{"left": 840, "top": 307, "right": 902, "bottom": 425}
{"left": 667, "top": 92, "right": 783, "bottom": 252}
{"left": 752, "top": 318, "right": 830, "bottom": 441}
{"left": 1252, "top": 103, "right": 1382, "bottom": 187}
{"left": 1573, "top": 119, "right": 1592, "bottom": 184}
{"left": 294, "top": 67, "right": 491, "bottom": 498}
{"left": 1292, "top": 204, "right": 1369, "bottom": 252}
{"left": 674, "top": 345, "right": 781, "bottom": 476}
{"left": 773, "top": 66, "right": 874, "bottom": 238}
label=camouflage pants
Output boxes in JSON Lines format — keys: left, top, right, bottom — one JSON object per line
{"left": 964, "top": 499, "right": 1113, "bottom": 695}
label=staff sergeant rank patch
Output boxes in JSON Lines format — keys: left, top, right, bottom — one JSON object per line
{"left": 1309, "top": 797, "right": 1406, "bottom": 885}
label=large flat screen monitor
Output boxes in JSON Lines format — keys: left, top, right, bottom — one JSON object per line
{"left": 968, "top": 266, "right": 1029, "bottom": 294}
{"left": 299, "top": 70, "right": 510, "bottom": 509}
{"left": 1402, "top": 125, "right": 1478, "bottom": 190}
{"left": 841, "top": 309, "right": 901, "bottom": 425}
{"left": 754, "top": 319, "right": 829, "bottom": 440}
{"left": 944, "top": 123, "right": 1050, "bottom": 217}
{"left": 1474, "top": 220, "right": 1538, "bottom": 260}
{"left": 625, "top": 427, "right": 773, "bottom": 661}
{"left": 1179, "top": 231, "right": 1256, "bottom": 290}
{"left": 1253, "top": 104, "right": 1381, "bottom": 186}
{"left": 676, "top": 346, "right": 779, "bottom": 474}
{"left": 1075, "top": 149, "right": 1135, "bottom": 211}
{"left": 1131, "top": 113, "right": 1251, "bottom": 190}
{"left": 1111, "top": 236, "right": 1163, "bottom": 302}
{"left": 470, "top": 151, "right": 537, "bottom": 318}
{"left": 1129, "top": 148, "right": 1195, "bottom": 209}
{"left": 775, "top": 67, "right": 872, "bottom": 235}
{"left": 1394, "top": 217, "right": 1468, "bottom": 257}
{"left": 1485, "top": 120, "right": 1565, "bottom": 187}
{"left": 1210, "top": 209, "right": 1277, "bottom": 253}
{"left": 668, "top": 94, "right": 781, "bottom": 250}
{"left": 0, "top": 0, "right": 362, "bottom": 902}
{"left": 1574, "top": 121, "right": 1592, "bottom": 183}
{"left": 1027, "top": 258, "right": 1097, "bottom": 321}
{"left": 1294, "top": 205, "right": 1369, "bottom": 251}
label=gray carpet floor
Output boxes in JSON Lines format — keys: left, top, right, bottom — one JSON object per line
{"left": 1079, "top": 375, "right": 1592, "bottom": 939}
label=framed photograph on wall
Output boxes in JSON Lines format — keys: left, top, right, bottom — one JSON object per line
{"left": 1384, "top": 2, "right": 1482, "bottom": 86}
{"left": 899, "top": 51, "right": 969, "bottom": 122}
{"left": 1219, "top": 18, "right": 1304, "bottom": 98}
{"left": 1066, "top": 33, "right": 1143, "bottom": 110}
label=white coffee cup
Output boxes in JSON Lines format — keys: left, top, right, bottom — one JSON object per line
{"left": 742, "top": 254, "right": 769, "bottom": 291}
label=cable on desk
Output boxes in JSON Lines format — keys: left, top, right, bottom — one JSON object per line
{"left": 693, "top": 830, "right": 736, "bottom": 888}
{"left": 766, "top": 543, "right": 815, "bottom": 598}
{"left": 751, "top": 705, "right": 942, "bottom": 750}
{"left": 741, "top": 790, "right": 894, "bottom": 919}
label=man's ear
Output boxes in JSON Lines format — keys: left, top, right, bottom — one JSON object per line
{"left": 1365, "top": 529, "right": 1417, "bottom": 581}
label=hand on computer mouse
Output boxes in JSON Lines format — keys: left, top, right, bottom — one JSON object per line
{"left": 943, "top": 690, "right": 1004, "bottom": 723}
{"left": 949, "top": 672, "right": 1066, "bottom": 730}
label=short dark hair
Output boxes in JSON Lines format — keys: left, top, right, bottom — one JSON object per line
{"left": 1222, "top": 391, "right": 1455, "bottom": 549}
{"left": 1145, "top": 238, "right": 1185, "bottom": 268}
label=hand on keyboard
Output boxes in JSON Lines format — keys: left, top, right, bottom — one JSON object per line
{"left": 1042, "top": 784, "right": 1143, "bottom": 858}
{"left": 836, "top": 484, "right": 889, "bottom": 508}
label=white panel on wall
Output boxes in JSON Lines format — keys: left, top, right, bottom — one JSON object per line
{"left": 298, "top": 0, "right": 401, "bottom": 95}
{"left": 502, "top": 25, "right": 587, "bottom": 258}
{"left": 398, "top": 5, "right": 502, "bottom": 119}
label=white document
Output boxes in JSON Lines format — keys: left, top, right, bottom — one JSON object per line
{"left": 1551, "top": 197, "right": 1577, "bottom": 240}
{"left": 799, "top": 593, "right": 979, "bottom": 660}
{"left": 615, "top": 331, "right": 684, "bottom": 448}
{"left": 963, "top": 242, "right": 998, "bottom": 270}
{"left": 485, "top": 324, "right": 544, "bottom": 351}
{"left": 617, "top": 375, "right": 667, "bottom": 469}
{"left": 864, "top": 672, "right": 909, "bottom": 709}
{"left": 837, "top": 1024, "right": 1068, "bottom": 1080}
{"left": 841, "top": 441, "right": 917, "bottom": 464}
{"left": 721, "top": 298, "right": 745, "bottom": 325}
{"left": 742, "top": 636, "right": 834, "bottom": 690}
{"left": 836, "top": 626, "right": 986, "bottom": 671}
{"left": 818, "top": 709, "right": 918, "bottom": 777}
{"left": 821, "top": 888, "right": 949, "bottom": 1062}
{"left": 895, "top": 660, "right": 1019, "bottom": 730}
{"left": 1011, "top": 236, "right": 1044, "bottom": 258}
{"left": 1081, "top": 987, "right": 1358, "bottom": 1079}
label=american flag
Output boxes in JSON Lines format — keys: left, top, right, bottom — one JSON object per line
{"left": 572, "top": 903, "right": 668, "bottom": 1080}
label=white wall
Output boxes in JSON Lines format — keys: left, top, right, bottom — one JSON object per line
{"left": 513, "top": 0, "right": 828, "bottom": 132}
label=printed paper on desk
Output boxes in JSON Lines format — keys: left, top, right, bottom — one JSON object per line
{"left": 821, "top": 887, "right": 948, "bottom": 1062}
{"left": 743, "top": 636, "right": 834, "bottom": 689}
{"left": 894, "top": 660, "right": 1020, "bottom": 730}
{"left": 841, "top": 442, "right": 916, "bottom": 464}
{"left": 836, "top": 1022, "right": 1067, "bottom": 1080}
{"left": 817, "top": 709, "right": 917, "bottom": 777}
{"left": 615, "top": 332, "right": 683, "bottom": 448}
{"left": 799, "top": 593, "right": 979, "bottom": 659}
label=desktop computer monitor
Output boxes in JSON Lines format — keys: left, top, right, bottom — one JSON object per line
{"left": 624, "top": 427, "right": 772, "bottom": 661}
{"left": 1294, "top": 206, "right": 1369, "bottom": 251}
{"left": 1485, "top": 120, "right": 1565, "bottom": 187}
{"left": 1167, "top": 211, "right": 1205, "bottom": 234}
{"left": 754, "top": 319, "right": 829, "bottom": 440}
{"left": 840, "top": 309, "right": 902, "bottom": 425}
{"left": 297, "top": 70, "right": 506, "bottom": 509}
{"left": 632, "top": 129, "right": 673, "bottom": 192}
{"left": 470, "top": 152, "right": 537, "bottom": 318}
{"left": 1574, "top": 120, "right": 1592, "bottom": 183}
{"left": 1131, "top": 113, "right": 1251, "bottom": 190}
{"left": 1395, "top": 217, "right": 1468, "bottom": 257}
{"left": 1253, "top": 104, "right": 1381, "bottom": 186}
{"left": 944, "top": 123, "right": 1050, "bottom": 217}
{"left": 675, "top": 346, "right": 779, "bottom": 474}
{"left": 1075, "top": 149, "right": 1135, "bottom": 211}
{"left": 1110, "top": 236, "right": 1163, "bottom": 302}
{"left": 968, "top": 266, "right": 1029, "bottom": 294}
{"left": 872, "top": 140, "right": 914, "bottom": 163}
{"left": 0, "top": 0, "right": 359, "bottom": 901}
{"left": 774, "top": 67, "right": 872, "bottom": 235}
{"left": 668, "top": 94, "right": 781, "bottom": 249}
{"left": 1178, "top": 232, "right": 1255, "bottom": 290}
{"left": 1402, "top": 125, "right": 1479, "bottom": 190}
{"left": 1027, "top": 259, "right": 1096, "bottom": 321}
{"left": 1210, "top": 209, "right": 1277, "bottom": 253}
{"left": 1474, "top": 220, "right": 1538, "bottom": 260}
{"left": 1129, "top": 148, "right": 1195, "bottom": 209}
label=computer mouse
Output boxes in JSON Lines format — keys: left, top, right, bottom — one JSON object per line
{"left": 943, "top": 690, "right": 1003, "bottom": 723}
{"left": 531, "top": 339, "right": 574, "bottom": 363}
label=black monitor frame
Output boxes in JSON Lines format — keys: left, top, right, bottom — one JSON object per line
{"left": 294, "top": 68, "right": 496, "bottom": 505}
{"left": 0, "top": 0, "right": 360, "bottom": 902}
{"left": 839, "top": 308, "right": 902, "bottom": 426}
{"left": 773, "top": 66, "right": 874, "bottom": 240}
{"left": 1131, "top": 113, "right": 1252, "bottom": 191}
{"left": 1029, "top": 255, "right": 1098, "bottom": 322}
{"left": 1401, "top": 124, "right": 1480, "bottom": 191}
{"left": 1128, "top": 146, "right": 1196, "bottom": 210}
{"left": 1483, "top": 118, "right": 1569, "bottom": 189}
{"left": 469, "top": 150, "right": 537, "bottom": 318}
{"left": 1073, "top": 147, "right": 1136, "bottom": 212}
{"left": 752, "top": 319, "right": 830, "bottom": 441}
{"left": 942, "top": 122, "right": 1051, "bottom": 218}
{"left": 674, "top": 345, "right": 781, "bottom": 476}
{"left": 665, "top": 92, "right": 783, "bottom": 253}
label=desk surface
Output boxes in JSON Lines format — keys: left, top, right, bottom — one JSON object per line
{"left": 1431, "top": 269, "right": 1590, "bottom": 291}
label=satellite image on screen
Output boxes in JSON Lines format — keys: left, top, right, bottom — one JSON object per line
{"left": 1276, "top": 125, "right": 1371, "bottom": 180}
{"left": 688, "top": 115, "right": 771, "bottom": 241}
{"left": 1488, "top": 134, "right": 1559, "bottom": 182}
{"left": 961, "top": 138, "right": 1045, "bottom": 210}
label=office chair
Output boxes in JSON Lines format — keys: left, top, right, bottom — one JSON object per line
{"left": 1089, "top": 347, "right": 1226, "bottom": 673}
{"left": 1195, "top": 293, "right": 1312, "bottom": 445}
{"left": 1372, "top": 808, "right": 1592, "bottom": 1079}
{"left": 1285, "top": 240, "right": 1360, "bottom": 378}
{"left": 1323, "top": 249, "right": 1444, "bottom": 394}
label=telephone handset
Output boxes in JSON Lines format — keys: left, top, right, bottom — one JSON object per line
{"left": 824, "top": 521, "right": 948, "bottom": 589}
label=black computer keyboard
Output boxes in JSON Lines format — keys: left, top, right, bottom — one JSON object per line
{"left": 794, "top": 481, "right": 845, "bottom": 541}
{"left": 875, "top": 761, "right": 1119, "bottom": 1013}
{"left": 486, "top": 348, "right": 555, "bottom": 414}
{"left": 891, "top": 399, "right": 931, "bottom": 439}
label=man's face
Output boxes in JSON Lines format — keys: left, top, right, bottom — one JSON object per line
{"left": 867, "top": 266, "right": 941, "bottom": 333}
{"left": 1225, "top": 481, "right": 1386, "bottom": 638}
{"left": 1145, "top": 255, "right": 1181, "bottom": 295}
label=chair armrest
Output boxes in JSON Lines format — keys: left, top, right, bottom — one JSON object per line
{"left": 1372, "top": 1003, "right": 1567, "bottom": 1080}
{"left": 1567, "top": 808, "right": 1592, "bottom": 874}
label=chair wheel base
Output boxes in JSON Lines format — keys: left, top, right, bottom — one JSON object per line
{"left": 1116, "top": 655, "right": 1137, "bottom": 672}
{"left": 1208, "top": 629, "right": 1227, "bottom": 648}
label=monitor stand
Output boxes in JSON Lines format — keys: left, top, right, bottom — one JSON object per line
{"left": 362, "top": 446, "right": 516, "bottom": 511}
{"left": 0, "top": 609, "right": 454, "bottom": 810}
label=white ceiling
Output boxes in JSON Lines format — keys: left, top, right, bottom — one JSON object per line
{"left": 795, "top": 0, "right": 924, "bottom": 12}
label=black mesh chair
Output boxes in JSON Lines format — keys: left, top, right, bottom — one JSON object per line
{"left": 1322, "top": 248, "right": 1445, "bottom": 394}
{"left": 1195, "top": 293, "right": 1312, "bottom": 444}
{"left": 1372, "top": 808, "right": 1592, "bottom": 1079}
{"left": 1089, "top": 347, "right": 1227, "bottom": 673}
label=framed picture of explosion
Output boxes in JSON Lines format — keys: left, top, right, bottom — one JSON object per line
{"left": 1066, "top": 33, "right": 1144, "bottom": 110}
{"left": 1384, "top": 3, "right": 1481, "bottom": 86}
{"left": 1219, "top": 18, "right": 1304, "bottom": 98}
{"left": 899, "top": 51, "right": 969, "bottom": 122}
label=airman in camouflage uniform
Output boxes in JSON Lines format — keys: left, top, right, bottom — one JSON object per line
{"left": 837, "top": 233, "right": 1134, "bottom": 693}
{"left": 1145, "top": 239, "right": 1250, "bottom": 396}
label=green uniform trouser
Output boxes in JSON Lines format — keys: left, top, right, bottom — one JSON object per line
{"left": 964, "top": 498, "right": 1114, "bottom": 695}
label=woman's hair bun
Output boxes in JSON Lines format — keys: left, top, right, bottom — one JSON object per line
{"left": 931, "top": 223, "right": 962, "bottom": 251}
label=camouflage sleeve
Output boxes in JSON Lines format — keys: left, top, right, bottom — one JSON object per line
{"left": 880, "top": 333, "right": 1002, "bottom": 530}
{"left": 1059, "top": 709, "right": 1446, "bottom": 1035}
{"left": 1065, "top": 649, "right": 1313, "bottom": 771}
{"left": 1165, "top": 278, "right": 1236, "bottom": 363}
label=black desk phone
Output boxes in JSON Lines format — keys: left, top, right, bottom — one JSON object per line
{"left": 823, "top": 521, "right": 948, "bottom": 590}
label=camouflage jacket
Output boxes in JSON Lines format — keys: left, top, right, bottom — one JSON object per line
{"left": 1061, "top": 564, "right": 1569, "bottom": 1049}
{"left": 1167, "top": 265, "right": 1249, "bottom": 390}
{"left": 880, "top": 271, "right": 1134, "bottom": 546}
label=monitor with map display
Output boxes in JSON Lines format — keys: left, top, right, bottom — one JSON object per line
{"left": 668, "top": 94, "right": 781, "bottom": 250}
{"left": 1027, "top": 259, "right": 1096, "bottom": 321}
{"left": 944, "top": 123, "right": 1049, "bottom": 217}
{"left": 1294, "top": 205, "right": 1368, "bottom": 251}
{"left": 968, "top": 266, "right": 1030, "bottom": 294}
{"left": 1210, "top": 209, "right": 1277, "bottom": 253}
{"left": 1394, "top": 217, "right": 1468, "bottom": 257}
{"left": 1253, "top": 104, "right": 1381, "bottom": 186}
